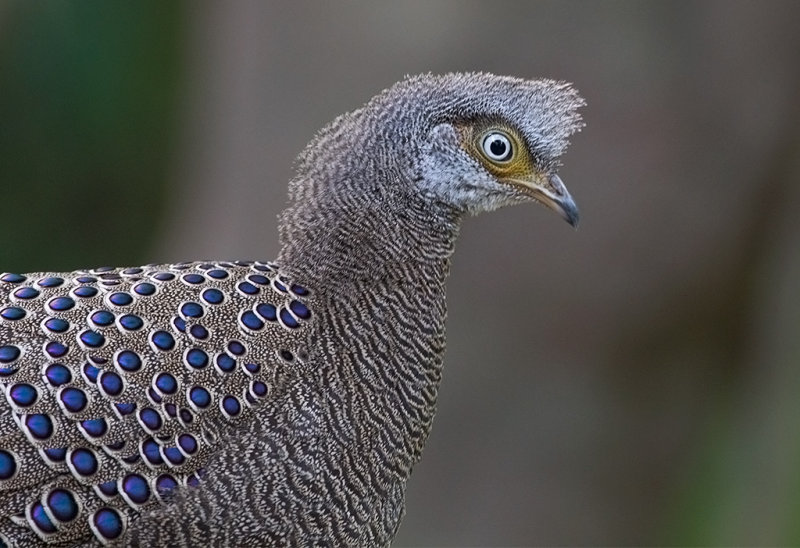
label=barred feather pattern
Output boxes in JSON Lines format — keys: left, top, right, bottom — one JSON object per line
{"left": 124, "top": 259, "right": 451, "bottom": 546}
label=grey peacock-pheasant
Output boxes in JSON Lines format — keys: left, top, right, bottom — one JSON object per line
{"left": 0, "top": 73, "right": 584, "bottom": 547}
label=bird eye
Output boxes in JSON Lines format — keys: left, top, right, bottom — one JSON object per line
{"left": 480, "top": 131, "right": 514, "bottom": 163}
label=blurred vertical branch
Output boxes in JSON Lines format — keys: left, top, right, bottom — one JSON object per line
{"left": 0, "top": 2, "right": 184, "bottom": 271}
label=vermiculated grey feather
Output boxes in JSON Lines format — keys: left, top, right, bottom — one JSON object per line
{"left": 0, "top": 73, "right": 585, "bottom": 547}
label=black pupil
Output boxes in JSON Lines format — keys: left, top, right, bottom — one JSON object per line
{"left": 489, "top": 138, "right": 507, "bottom": 157}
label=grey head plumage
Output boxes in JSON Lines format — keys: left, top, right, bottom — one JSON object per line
{"left": 0, "top": 73, "right": 584, "bottom": 547}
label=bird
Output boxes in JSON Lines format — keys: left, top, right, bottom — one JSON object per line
{"left": 0, "top": 72, "right": 584, "bottom": 547}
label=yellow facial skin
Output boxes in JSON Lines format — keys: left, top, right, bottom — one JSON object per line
{"left": 460, "top": 122, "right": 580, "bottom": 227}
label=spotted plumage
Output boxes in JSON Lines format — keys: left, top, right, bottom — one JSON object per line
{"left": 0, "top": 262, "right": 310, "bottom": 545}
{"left": 0, "top": 73, "right": 584, "bottom": 546}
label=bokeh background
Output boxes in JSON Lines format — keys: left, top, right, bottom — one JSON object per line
{"left": 2, "top": 1, "right": 800, "bottom": 545}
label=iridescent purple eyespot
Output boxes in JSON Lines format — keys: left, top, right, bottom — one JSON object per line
{"left": 138, "top": 408, "right": 162, "bottom": 431}
{"left": 179, "top": 408, "right": 194, "bottom": 424}
{"left": 43, "top": 447, "right": 67, "bottom": 463}
{"left": 178, "top": 433, "right": 198, "bottom": 454}
{"left": 227, "top": 340, "right": 246, "bottom": 355}
{"left": 13, "top": 287, "right": 39, "bottom": 300}
{"left": 133, "top": 282, "right": 156, "bottom": 296}
{"left": 115, "top": 350, "right": 141, "bottom": 372}
{"left": 256, "top": 303, "right": 277, "bottom": 322}
{"left": 172, "top": 316, "right": 186, "bottom": 333}
{"left": 70, "top": 448, "right": 98, "bottom": 476}
{"left": 25, "top": 414, "right": 54, "bottom": 439}
{"left": 206, "top": 269, "right": 228, "bottom": 279}
{"left": 0, "top": 450, "right": 17, "bottom": 480}
{"left": 0, "top": 345, "right": 21, "bottom": 363}
{"left": 0, "top": 307, "right": 26, "bottom": 320}
{"left": 247, "top": 274, "right": 269, "bottom": 285}
{"left": 180, "top": 302, "right": 204, "bottom": 319}
{"left": 151, "top": 330, "right": 175, "bottom": 351}
{"left": 189, "top": 324, "right": 209, "bottom": 340}
{"left": 79, "top": 330, "right": 105, "bottom": 348}
{"left": 215, "top": 354, "right": 236, "bottom": 373}
{"left": 252, "top": 381, "right": 268, "bottom": 398}
{"left": 48, "top": 296, "right": 75, "bottom": 311}
{"left": 44, "top": 317, "right": 69, "bottom": 333}
{"left": 45, "top": 341, "right": 68, "bottom": 358}
{"left": 119, "top": 314, "right": 144, "bottom": 331}
{"left": 185, "top": 349, "right": 208, "bottom": 369}
{"left": 240, "top": 311, "right": 264, "bottom": 331}
{"left": 114, "top": 402, "right": 136, "bottom": 416}
{"left": 80, "top": 418, "right": 108, "bottom": 438}
{"left": 273, "top": 280, "right": 288, "bottom": 293}
{"left": 289, "top": 300, "right": 311, "bottom": 319}
{"left": 201, "top": 288, "right": 224, "bottom": 304}
{"left": 122, "top": 473, "right": 151, "bottom": 505}
{"left": 59, "top": 386, "right": 88, "bottom": 413}
{"left": 108, "top": 292, "right": 133, "bottom": 307}
{"left": 222, "top": 395, "right": 241, "bottom": 417}
{"left": 45, "top": 363, "right": 71, "bottom": 386}
{"left": 30, "top": 501, "right": 57, "bottom": 533}
{"left": 154, "top": 372, "right": 177, "bottom": 394}
{"left": 182, "top": 274, "right": 205, "bottom": 285}
{"left": 156, "top": 474, "right": 178, "bottom": 495}
{"left": 163, "top": 446, "right": 184, "bottom": 465}
{"left": 148, "top": 387, "right": 162, "bottom": 404}
{"left": 291, "top": 284, "right": 309, "bottom": 296}
{"left": 99, "top": 371, "right": 123, "bottom": 397}
{"left": 188, "top": 386, "right": 211, "bottom": 408}
{"left": 237, "top": 282, "right": 258, "bottom": 295}
{"left": 141, "top": 437, "right": 163, "bottom": 465}
{"left": 1, "top": 273, "right": 26, "bottom": 283}
{"left": 37, "top": 277, "right": 64, "bottom": 288}
{"left": 97, "top": 481, "right": 118, "bottom": 498}
{"left": 83, "top": 363, "right": 100, "bottom": 383}
{"left": 46, "top": 488, "right": 79, "bottom": 522}
{"left": 90, "top": 310, "right": 115, "bottom": 327}
{"left": 279, "top": 308, "right": 299, "bottom": 328}
{"left": 73, "top": 286, "right": 98, "bottom": 298}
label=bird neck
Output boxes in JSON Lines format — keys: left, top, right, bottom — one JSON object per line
{"left": 277, "top": 187, "right": 463, "bottom": 487}
{"left": 277, "top": 189, "right": 463, "bottom": 293}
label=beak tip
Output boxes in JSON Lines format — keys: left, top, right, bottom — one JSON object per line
{"left": 545, "top": 173, "right": 579, "bottom": 229}
{"left": 562, "top": 200, "right": 580, "bottom": 229}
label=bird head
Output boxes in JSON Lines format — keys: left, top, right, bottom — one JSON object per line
{"left": 282, "top": 73, "right": 584, "bottom": 279}
{"left": 392, "top": 73, "right": 585, "bottom": 225}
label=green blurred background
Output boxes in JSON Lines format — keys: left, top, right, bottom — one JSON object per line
{"left": 2, "top": 1, "right": 800, "bottom": 545}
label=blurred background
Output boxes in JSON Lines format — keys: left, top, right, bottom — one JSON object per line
{"left": 1, "top": 1, "right": 800, "bottom": 545}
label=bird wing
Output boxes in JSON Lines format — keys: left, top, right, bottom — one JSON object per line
{"left": 0, "top": 261, "right": 313, "bottom": 545}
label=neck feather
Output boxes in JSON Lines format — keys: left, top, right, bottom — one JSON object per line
{"left": 278, "top": 186, "right": 462, "bottom": 293}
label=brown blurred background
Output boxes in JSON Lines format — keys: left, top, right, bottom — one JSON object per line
{"left": 2, "top": 1, "right": 800, "bottom": 545}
